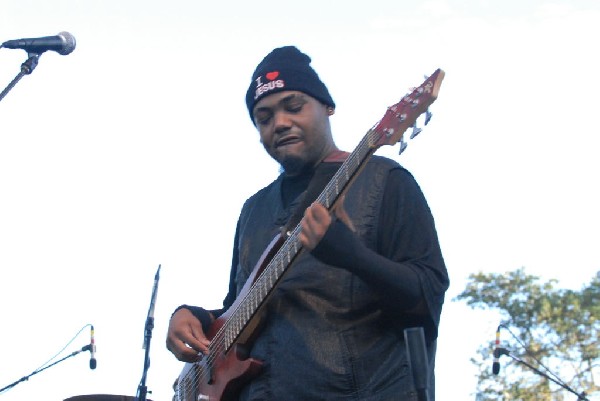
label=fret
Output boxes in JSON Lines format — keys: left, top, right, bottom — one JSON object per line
{"left": 269, "top": 269, "right": 279, "bottom": 288}
{"left": 278, "top": 253, "right": 285, "bottom": 274}
{"left": 241, "top": 308, "right": 246, "bottom": 334}
{"left": 366, "top": 129, "right": 374, "bottom": 147}
{"left": 246, "top": 301, "right": 252, "bottom": 326}
{"left": 253, "top": 284, "right": 260, "bottom": 307}
{"left": 252, "top": 292, "right": 258, "bottom": 314}
{"left": 259, "top": 279, "right": 266, "bottom": 303}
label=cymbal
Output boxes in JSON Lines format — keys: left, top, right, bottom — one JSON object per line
{"left": 63, "top": 395, "right": 152, "bottom": 401}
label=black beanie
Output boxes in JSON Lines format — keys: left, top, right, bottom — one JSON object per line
{"left": 245, "top": 46, "right": 335, "bottom": 122}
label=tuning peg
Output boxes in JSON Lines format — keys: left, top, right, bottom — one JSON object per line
{"left": 410, "top": 124, "right": 422, "bottom": 139}
{"left": 399, "top": 138, "right": 408, "bottom": 155}
{"left": 424, "top": 109, "right": 432, "bottom": 125}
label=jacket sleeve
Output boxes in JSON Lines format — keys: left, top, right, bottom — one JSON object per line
{"left": 311, "top": 167, "right": 449, "bottom": 341}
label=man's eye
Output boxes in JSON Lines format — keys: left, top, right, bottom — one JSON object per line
{"left": 287, "top": 103, "right": 303, "bottom": 112}
{"left": 255, "top": 114, "right": 272, "bottom": 125}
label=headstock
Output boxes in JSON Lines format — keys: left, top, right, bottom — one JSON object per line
{"left": 371, "top": 68, "right": 445, "bottom": 153}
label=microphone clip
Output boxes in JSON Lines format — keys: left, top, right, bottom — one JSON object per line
{"left": 494, "top": 347, "right": 509, "bottom": 358}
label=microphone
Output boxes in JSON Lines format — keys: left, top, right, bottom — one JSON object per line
{"left": 148, "top": 265, "right": 161, "bottom": 321}
{"left": 1, "top": 31, "right": 76, "bottom": 55}
{"left": 89, "top": 325, "right": 97, "bottom": 370}
{"left": 143, "top": 264, "right": 161, "bottom": 350}
{"left": 492, "top": 325, "right": 501, "bottom": 375}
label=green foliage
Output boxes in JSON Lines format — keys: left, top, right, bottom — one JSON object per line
{"left": 455, "top": 268, "right": 599, "bottom": 401}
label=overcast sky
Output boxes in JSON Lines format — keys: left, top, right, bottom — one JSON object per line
{"left": 1, "top": 1, "right": 599, "bottom": 400}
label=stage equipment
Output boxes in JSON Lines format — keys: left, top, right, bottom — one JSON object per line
{"left": 404, "top": 327, "right": 430, "bottom": 401}
{"left": 0, "top": 324, "right": 95, "bottom": 394}
{"left": 493, "top": 324, "right": 590, "bottom": 401}
{"left": 0, "top": 31, "right": 75, "bottom": 103}
{"left": 134, "top": 264, "right": 161, "bottom": 401}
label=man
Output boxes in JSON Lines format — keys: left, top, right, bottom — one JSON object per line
{"left": 166, "top": 45, "right": 449, "bottom": 400}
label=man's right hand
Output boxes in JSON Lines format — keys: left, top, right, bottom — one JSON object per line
{"left": 166, "top": 308, "right": 211, "bottom": 362}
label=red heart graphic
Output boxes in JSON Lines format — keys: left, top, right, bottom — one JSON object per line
{"left": 266, "top": 71, "right": 279, "bottom": 81}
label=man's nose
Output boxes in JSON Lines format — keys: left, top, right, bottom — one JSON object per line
{"left": 273, "top": 111, "right": 292, "bottom": 132}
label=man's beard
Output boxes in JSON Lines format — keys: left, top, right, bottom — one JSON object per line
{"left": 279, "top": 154, "right": 314, "bottom": 177}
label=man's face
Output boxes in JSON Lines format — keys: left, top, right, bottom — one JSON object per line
{"left": 252, "top": 91, "right": 335, "bottom": 176}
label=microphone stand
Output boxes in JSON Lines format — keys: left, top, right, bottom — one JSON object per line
{"left": 404, "top": 327, "right": 430, "bottom": 401}
{"left": 0, "top": 53, "right": 40, "bottom": 103}
{"left": 0, "top": 344, "right": 91, "bottom": 394}
{"left": 135, "top": 264, "right": 161, "bottom": 401}
{"left": 495, "top": 347, "right": 590, "bottom": 401}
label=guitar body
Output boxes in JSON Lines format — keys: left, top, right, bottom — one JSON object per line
{"left": 175, "top": 344, "right": 262, "bottom": 401}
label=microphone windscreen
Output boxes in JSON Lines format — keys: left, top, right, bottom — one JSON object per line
{"left": 57, "top": 31, "right": 76, "bottom": 55}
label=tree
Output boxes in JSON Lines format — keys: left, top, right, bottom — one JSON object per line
{"left": 455, "top": 268, "right": 599, "bottom": 401}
